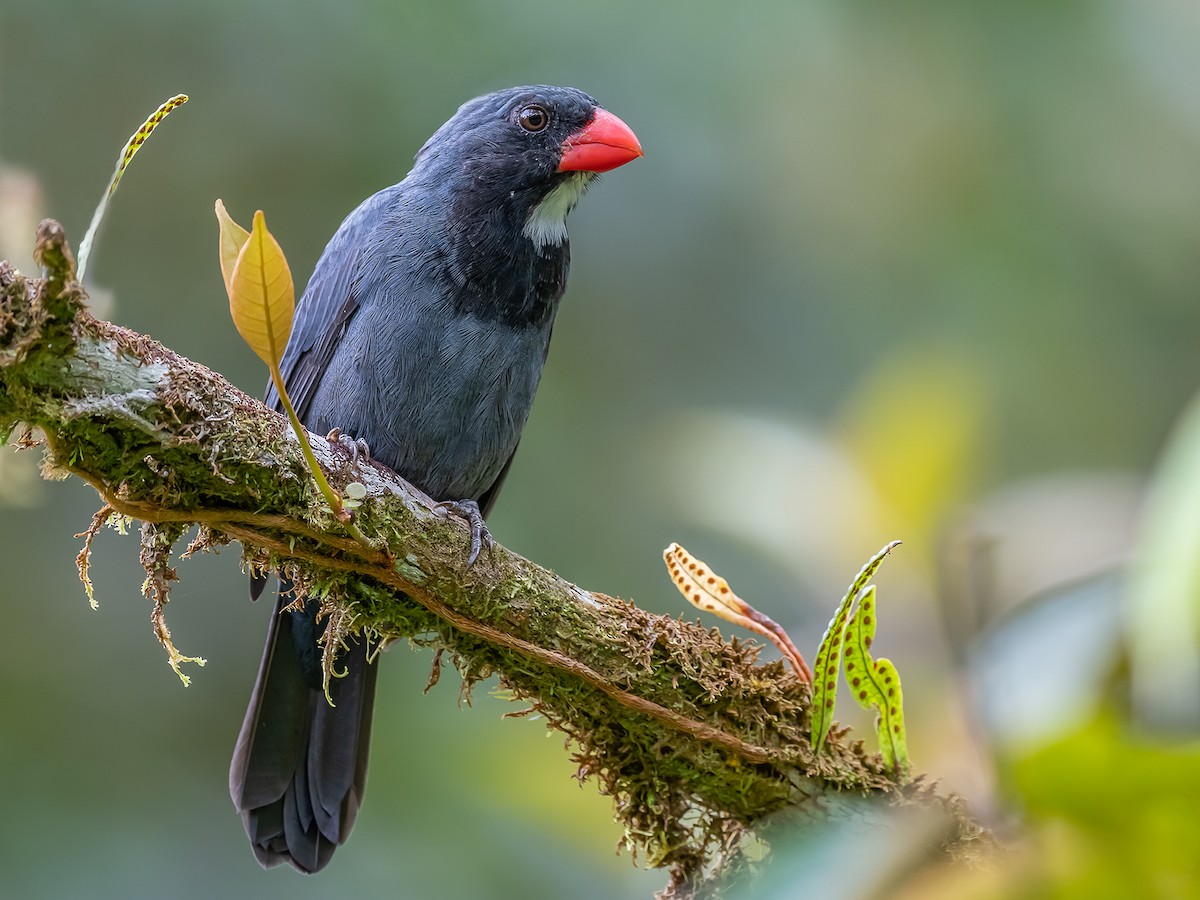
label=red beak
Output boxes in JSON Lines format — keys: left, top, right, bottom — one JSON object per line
{"left": 557, "top": 108, "right": 643, "bottom": 174}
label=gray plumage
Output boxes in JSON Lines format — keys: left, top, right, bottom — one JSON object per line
{"left": 229, "top": 85, "right": 637, "bottom": 873}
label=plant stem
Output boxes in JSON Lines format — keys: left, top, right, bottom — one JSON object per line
{"left": 269, "top": 366, "right": 372, "bottom": 548}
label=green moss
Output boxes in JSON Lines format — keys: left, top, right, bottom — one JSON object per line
{"left": 0, "top": 229, "right": 984, "bottom": 894}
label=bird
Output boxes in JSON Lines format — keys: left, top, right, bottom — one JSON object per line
{"left": 228, "top": 85, "right": 642, "bottom": 874}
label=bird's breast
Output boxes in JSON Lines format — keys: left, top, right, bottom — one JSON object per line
{"left": 307, "top": 301, "right": 552, "bottom": 502}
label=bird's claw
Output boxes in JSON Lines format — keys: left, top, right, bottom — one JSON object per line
{"left": 326, "top": 427, "right": 372, "bottom": 467}
{"left": 436, "top": 498, "right": 494, "bottom": 567}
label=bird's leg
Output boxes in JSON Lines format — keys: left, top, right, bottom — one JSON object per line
{"left": 435, "top": 499, "right": 494, "bottom": 567}
{"left": 325, "top": 427, "right": 372, "bottom": 468}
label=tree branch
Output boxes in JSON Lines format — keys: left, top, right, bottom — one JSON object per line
{"left": 0, "top": 222, "right": 987, "bottom": 897}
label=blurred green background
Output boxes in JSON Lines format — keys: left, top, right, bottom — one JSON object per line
{"left": 4, "top": 0, "right": 1200, "bottom": 897}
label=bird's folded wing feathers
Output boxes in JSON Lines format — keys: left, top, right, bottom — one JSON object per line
{"left": 266, "top": 188, "right": 401, "bottom": 418}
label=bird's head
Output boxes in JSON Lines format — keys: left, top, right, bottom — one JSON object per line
{"left": 413, "top": 85, "right": 642, "bottom": 250}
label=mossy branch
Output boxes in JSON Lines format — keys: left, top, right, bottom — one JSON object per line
{"left": 0, "top": 222, "right": 987, "bottom": 898}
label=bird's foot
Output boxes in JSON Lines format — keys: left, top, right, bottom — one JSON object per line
{"left": 436, "top": 498, "right": 494, "bottom": 567}
{"left": 326, "top": 427, "right": 372, "bottom": 468}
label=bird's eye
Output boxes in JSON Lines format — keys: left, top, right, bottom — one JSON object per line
{"left": 517, "top": 105, "right": 550, "bottom": 133}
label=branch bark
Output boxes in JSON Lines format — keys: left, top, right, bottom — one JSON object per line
{"left": 0, "top": 222, "right": 987, "bottom": 897}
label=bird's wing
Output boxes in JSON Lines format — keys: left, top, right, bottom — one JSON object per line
{"left": 265, "top": 189, "right": 398, "bottom": 420}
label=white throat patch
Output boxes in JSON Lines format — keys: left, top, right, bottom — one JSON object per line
{"left": 523, "top": 172, "right": 595, "bottom": 249}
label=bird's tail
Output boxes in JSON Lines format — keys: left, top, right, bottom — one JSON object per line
{"left": 229, "top": 585, "right": 378, "bottom": 873}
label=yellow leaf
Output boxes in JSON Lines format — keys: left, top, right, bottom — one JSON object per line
{"left": 228, "top": 209, "right": 295, "bottom": 368}
{"left": 664, "top": 541, "right": 749, "bottom": 621}
{"left": 664, "top": 542, "right": 812, "bottom": 681}
{"left": 215, "top": 206, "right": 358, "bottom": 532}
{"left": 214, "top": 198, "right": 250, "bottom": 295}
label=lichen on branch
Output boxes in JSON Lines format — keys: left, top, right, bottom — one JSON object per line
{"left": 0, "top": 221, "right": 986, "bottom": 898}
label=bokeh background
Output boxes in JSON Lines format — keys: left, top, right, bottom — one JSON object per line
{"left": 4, "top": 1, "right": 1200, "bottom": 897}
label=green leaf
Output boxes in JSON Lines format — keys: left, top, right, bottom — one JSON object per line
{"left": 844, "top": 585, "right": 909, "bottom": 773}
{"left": 1009, "top": 714, "right": 1200, "bottom": 892}
{"left": 810, "top": 595, "right": 853, "bottom": 754}
{"left": 810, "top": 540, "right": 901, "bottom": 753}
{"left": 1127, "top": 386, "right": 1200, "bottom": 729}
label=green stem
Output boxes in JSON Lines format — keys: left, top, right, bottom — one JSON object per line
{"left": 269, "top": 366, "right": 372, "bottom": 548}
